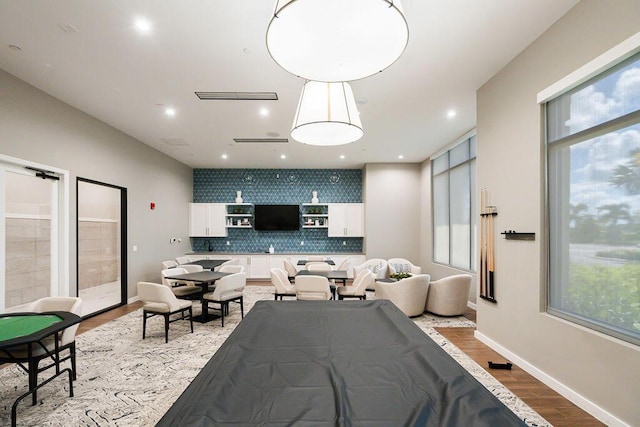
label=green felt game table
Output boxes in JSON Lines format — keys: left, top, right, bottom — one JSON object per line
{"left": 0, "top": 314, "right": 63, "bottom": 342}
{"left": 0, "top": 311, "right": 81, "bottom": 427}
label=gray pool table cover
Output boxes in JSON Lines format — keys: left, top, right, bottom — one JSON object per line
{"left": 157, "top": 300, "right": 526, "bottom": 426}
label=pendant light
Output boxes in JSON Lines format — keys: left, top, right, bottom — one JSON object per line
{"left": 291, "top": 81, "right": 363, "bottom": 146}
{"left": 266, "top": 0, "right": 409, "bottom": 82}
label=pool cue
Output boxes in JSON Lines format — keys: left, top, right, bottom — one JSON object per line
{"left": 480, "top": 188, "right": 487, "bottom": 297}
{"left": 488, "top": 205, "right": 495, "bottom": 299}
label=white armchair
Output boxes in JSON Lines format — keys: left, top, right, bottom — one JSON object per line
{"left": 375, "top": 274, "right": 431, "bottom": 317}
{"left": 425, "top": 274, "right": 472, "bottom": 316}
{"left": 387, "top": 258, "right": 422, "bottom": 275}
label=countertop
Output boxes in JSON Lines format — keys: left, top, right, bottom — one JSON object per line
{"left": 186, "top": 252, "right": 364, "bottom": 256}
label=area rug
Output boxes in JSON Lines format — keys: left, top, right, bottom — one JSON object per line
{"left": 0, "top": 286, "right": 549, "bottom": 426}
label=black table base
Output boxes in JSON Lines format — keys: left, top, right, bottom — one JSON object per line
{"left": 11, "top": 368, "right": 73, "bottom": 427}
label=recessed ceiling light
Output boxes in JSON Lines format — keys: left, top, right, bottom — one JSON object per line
{"left": 134, "top": 18, "right": 152, "bottom": 34}
{"left": 398, "top": 155, "right": 404, "bottom": 159}
{"left": 340, "top": 155, "right": 345, "bottom": 160}
{"left": 221, "top": 154, "right": 228, "bottom": 160}
{"left": 280, "top": 154, "right": 286, "bottom": 159}
{"left": 165, "top": 107, "right": 176, "bottom": 117}
{"left": 447, "top": 110, "right": 456, "bottom": 118}
{"left": 260, "top": 108, "right": 269, "bottom": 117}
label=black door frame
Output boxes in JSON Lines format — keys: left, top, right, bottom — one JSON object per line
{"left": 76, "top": 177, "right": 127, "bottom": 318}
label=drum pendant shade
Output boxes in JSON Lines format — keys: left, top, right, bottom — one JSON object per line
{"left": 291, "top": 81, "right": 363, "bottom": 146}
{"left": 266, "top": 0, "right": 409, "bottom": 82}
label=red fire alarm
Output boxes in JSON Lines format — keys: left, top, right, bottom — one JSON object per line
{"left": 150, "top": 202, "right": 156, "bottom": 210}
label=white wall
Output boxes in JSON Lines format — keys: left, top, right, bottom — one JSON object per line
{"left": 476, "top": 1, "right": 640, "bottom": 425}
{"left": 0, "top": 68, "right": 193, "bottom": 300}
{"left": 363, "top": 163, "right": 421, "bottom": 263}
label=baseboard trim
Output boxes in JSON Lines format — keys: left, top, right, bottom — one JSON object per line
{"left": 467, "top": 300, "right": 477, "bottom": 310}
{"left": 474, "top": 331, "right": 629, "bottom": 427}
{"left": 127, "top": 296, "right": 139, "bottom": 304}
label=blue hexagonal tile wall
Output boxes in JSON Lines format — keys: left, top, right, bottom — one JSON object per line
{"left": 191, "top": 169, "right": 363, "bottom": 253}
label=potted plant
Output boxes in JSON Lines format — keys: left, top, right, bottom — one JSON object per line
{"left": 389, "top": 272, "right": 412, "bottom": 281}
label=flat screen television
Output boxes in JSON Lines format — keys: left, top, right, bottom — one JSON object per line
{"left": 254, "top": 204, "right": 300, "bottom": 231}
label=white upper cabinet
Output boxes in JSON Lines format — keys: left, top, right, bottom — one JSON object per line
{"left": 189, "top": 203, "right": 227, "bottom": 237}
{"left": 328, "top": 203, "right": 364, "bottom": 237}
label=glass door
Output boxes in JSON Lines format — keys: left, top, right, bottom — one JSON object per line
{"left": 1, "top": 164, "right": 59, "bottom": 312}
{"left": 77, "top": 178, "right": 127, "bottom": 317}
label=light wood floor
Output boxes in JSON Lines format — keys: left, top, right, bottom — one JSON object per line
{"left": 79, "top": 291, "right": 603, "bottom": 426}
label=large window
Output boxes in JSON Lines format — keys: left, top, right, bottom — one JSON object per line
{"left": 432, "top": 135, "right": 477, "bottom": 271}
{"left": 546, "top": 52, "right": 640, "bottom": 346}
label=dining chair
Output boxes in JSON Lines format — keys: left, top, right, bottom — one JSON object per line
{"left": 202, "top": 272, "right": 246, "bottom": 327}
{"left": 160, "top": 268, "right": 201, "bottom": 298}
{"left": 181, "top": 264, "right": 204, "bottom": 273}
{"left": 0, "top": 296, "right": 83, "bottom": 405}
{"left": 336, "top": 257, "right": 351, "bottom": 274}
{"left": 137, "top": 282, "right": 193, "bottom": 343}
{"left": 337, "top": 270, "right": 373, "bottom": 300}
{"left": 295, "top": 275, "right": 332, "bottom": 301}
{"left": 162, "top": 260, "right": 178, "bottom": 270}
{"left": 218, "top": 265, "right": 244, "bottom": 274}
{"left": 282, "top": 259, "right": 298, "bottom": 282}
{"left": 31, "top": 297, "right": 82, "bottom": 377}
{"left": 354, "top": 258, "right": 389, "bottom": 292}
{"left": 214, "top": 258, "right": 240, "bottom": 271}
{"left": 270, "top": 268, "right": 296, "bottom": 300}
{"left": 307, "top": 255, "right": 325, "bottom": 261}
{"left": 306, "top": 262, "right": 334, "bottom": 285}
{"left": 353, "top": 258, "right": 388, "bottom": 280}
{"left": 175, "top": 256, "right": 192, "bottom": 265}
{"left": 305, "top": 262, "right": 332, "bottom": 271}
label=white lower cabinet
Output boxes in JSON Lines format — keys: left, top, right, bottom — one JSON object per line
{"left": 248, "top": 255, "right": 270, "bottom": 279}
{"left": 268, "top": 256, "right": 288, "bottom": 273}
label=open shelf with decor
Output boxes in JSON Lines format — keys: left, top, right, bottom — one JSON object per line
{"left": 226, "top": 203, "right": 253, "bottom": 228}
{"left": 301, "top": 203, "right": 329, "bottom": 228}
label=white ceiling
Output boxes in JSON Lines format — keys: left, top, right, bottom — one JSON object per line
{"left": 0, "top": 0, "right": 579, "bottom": 169}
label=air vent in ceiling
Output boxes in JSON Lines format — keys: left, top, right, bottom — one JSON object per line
{"left": 195, "top": 92, "right": 278, "bottom": 101}
{"left": 161, "top": 138, "right": 189, "bottom": 146}
{"left": 233, "top": 138, "right": 289, "bottom": 144}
